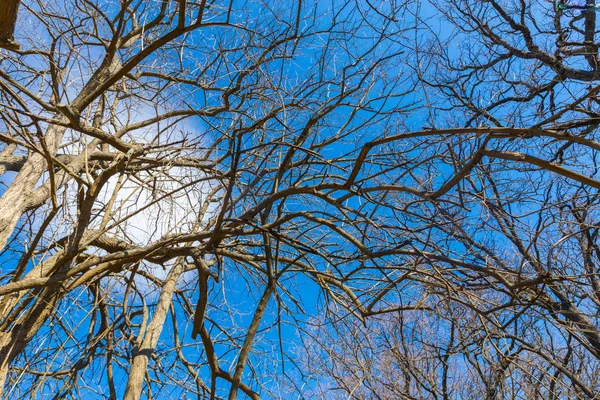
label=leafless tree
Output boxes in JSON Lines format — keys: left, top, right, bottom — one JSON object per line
{"left": 298, "top": 0, "right": 600, "bottom": 398}
{"left": 7, "top": 0, "right": 600, "bottom": 399}
{"left": 0, "top": 0, "right": 421, "bottom": 399}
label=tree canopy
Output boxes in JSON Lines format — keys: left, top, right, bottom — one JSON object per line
{"left": 2, "top": 0, "right": 600, "bottom": 399}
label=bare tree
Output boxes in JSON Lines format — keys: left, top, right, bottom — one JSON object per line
{"left": 8, "top": 0, "right": 600, "bottom": 399}
{"left": 0, "top": 0, "right": 420, "bottom": 398}
{"left": 298, "top": 1, "right": 600, "bottom": 398}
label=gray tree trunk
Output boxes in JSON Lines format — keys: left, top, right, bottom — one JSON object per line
{"left": 123, "top": 261, "right": 184, "bottom": 400}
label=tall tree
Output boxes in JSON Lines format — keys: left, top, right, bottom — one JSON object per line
{"left": 7, "top": 0, "right": 600, "bottom": 399}
{"left": 300, "top": 0, "right": 600, "bottom": 398}
{"left": 0, "top": 0, "right": 415, "bottom": 398}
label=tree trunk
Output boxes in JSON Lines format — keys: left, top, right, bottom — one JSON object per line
{"left": 0, "top": 0, "right": 20, "bottom": 49}
{"left": 0, "top": 286, "right": 62, "bottom": 395}
{"left": 0, "top": 124, "right": 66, "bottom": 251}
{"left": 123, "top": 261, "right": 184, "bottom": 400}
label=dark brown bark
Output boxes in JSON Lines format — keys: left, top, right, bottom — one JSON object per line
{"left": 0, "top": 0, "right": 20, "bottom": 50}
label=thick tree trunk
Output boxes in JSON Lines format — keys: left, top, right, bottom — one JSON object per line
{"left": 0, "top": 124, "right": 66, "bottom": 251}
{"left": 0, "top": 286, "right": 62, "bottom": 394}
{"left": 123, "top": 262, "right": 184, "bottom": 400}
{"left": 0, "top": 0, "right": 20, "bottom": 49}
